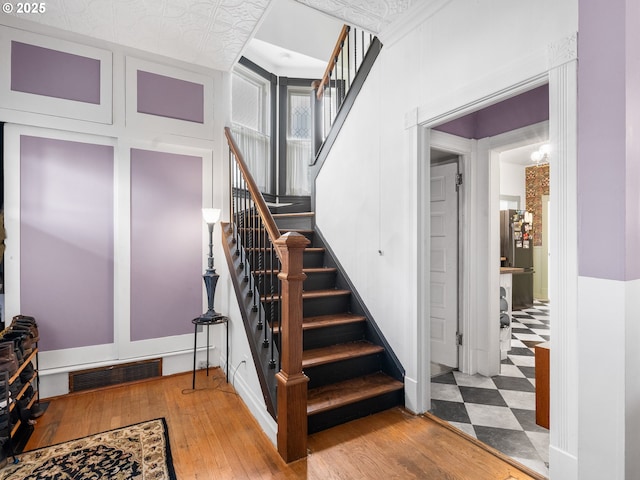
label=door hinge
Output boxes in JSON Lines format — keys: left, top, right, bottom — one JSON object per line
{"left": 455, "top": 173, "right": 463, "bottom": 192}
{"left": 456, "top": 332, "right": 463, "bottom": 346}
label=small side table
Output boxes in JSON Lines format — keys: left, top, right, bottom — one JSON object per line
{"left": 191, "top": 315, "right": 229, "bottom": 389}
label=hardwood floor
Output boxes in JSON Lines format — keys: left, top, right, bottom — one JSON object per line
{"left": 24, "top": 369, "right": 542, "bottom": 479}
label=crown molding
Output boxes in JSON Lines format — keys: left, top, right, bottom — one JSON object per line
{"left": 378, "top": 0, "right": 452, "bottom": 46}
{"left": 295, "top": 0, "right": 415, "bottom": 34}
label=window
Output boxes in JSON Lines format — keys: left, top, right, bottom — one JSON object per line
{"left": 286, "top": 87, "right": 312, "bottom": 195}
{"left": 288, "top": 89, "right": 311, "bottom": 140}
{"left": 232, "top": 66, "right": 269, "bottom": 133}
{"left": 231, "top": 64, "right": 272, "bottom": 193}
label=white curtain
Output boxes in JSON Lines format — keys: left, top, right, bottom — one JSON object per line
{"left": 231, "top": 125, "right": 271, "bottom": 193}
{"left": 286, "top": 138, "right": 311, "bottom": 196}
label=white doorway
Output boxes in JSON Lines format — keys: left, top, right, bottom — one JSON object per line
{"left": 430, "top": 159, "right": 460, "bottom": 373}
{"left": 428, "top": 124, "right": 553, "bottom": 477}
{"left": 499, "top": 141, "right": 550, "bottom": 307}
{"left": 417, "top": 52, "right": 579, "bottom": 478}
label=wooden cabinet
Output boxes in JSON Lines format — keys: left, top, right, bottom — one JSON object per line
{"left": 535, "top": 342, "right": 549, "bottom": 428}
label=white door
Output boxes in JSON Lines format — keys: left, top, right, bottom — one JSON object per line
{"left": 430, "top": 162, "right": 459, "bottom": 368}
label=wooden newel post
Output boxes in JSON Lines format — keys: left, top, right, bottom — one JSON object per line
{"left": 274, "top": 232, "right": 310, "bottom": 462}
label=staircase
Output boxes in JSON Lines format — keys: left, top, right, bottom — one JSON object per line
{"left": 250, "top": 204, "right": 404, "bottom": 433}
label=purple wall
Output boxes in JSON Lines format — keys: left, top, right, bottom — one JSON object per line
{"left": 434, "top": 85, "right": 549, "bottom": 139}
{"left": 577, "top": 0, "right": 629, "bottom": 281}
{"left": 137, "top": 70, "right": 204, "bottom": 123}
{"left": 11, "top": 41, "right": 101, "bottom": 104}
{"left": 130, "top": 149, "right": 202, "bottom": 341}
{"left": 625, "top": 0, "right": 640, "bottom": 281}
{"left": 20, "top": 136, "right": 114, "bottom": 351}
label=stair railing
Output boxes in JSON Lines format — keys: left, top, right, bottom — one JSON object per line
{"left": 225, "top": 127, "right": 309, "bottom": 463}
{"left": 312, "top": 25, "right": 377, "bottom": 156}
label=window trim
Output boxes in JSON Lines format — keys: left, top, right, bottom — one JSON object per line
{"left": 235, "top": 57, "right": 277, "bottom": 195}
{"left": 278, "top": 77, "right": 315, "bottom": 196}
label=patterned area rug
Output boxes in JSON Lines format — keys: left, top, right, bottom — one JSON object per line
{"left": 0, "top": 418, "right": 176, "bottom": 480}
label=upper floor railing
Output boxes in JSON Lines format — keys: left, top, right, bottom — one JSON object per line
{"left": 312, "top": 25, "right": 379, "bottom": 158}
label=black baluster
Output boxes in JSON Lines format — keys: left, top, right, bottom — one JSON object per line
{"left": 247, "top": 201, "right": 254, "bottom": 295}
{"left": 234, "top": 163, "right": 241, "bottom": 256}
{"left": 362, "top": 30, "right": 365, "bottom": 69}
{"left": 265, "top": 240, "right": 274, "bottom": 349}
{"left": 346, "top": 30, "right": 351, "bottom": 97}
{"left": 269, "top": 252, "right": 278, "bottom": 368}
{"left": 240, "top": 176, "right": 247, "bottom": 274}
{"left": 340, "top": 39, "right": 344, "bottom": 105}
{"left": 254, "top": 216, "right": 262, "bottom": 315}
{"left": 228, "top": 150, "right": 233, "bottom": 244}
{"left": 275, "top": 257, "right": 282, "bottom": 370}
{"left": 328, "top": 70, "right": 332, "bottom": 126}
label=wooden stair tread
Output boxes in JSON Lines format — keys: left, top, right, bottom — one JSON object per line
{"left": 302, "top": 267, "right": 336, "bottom": 273}
{"left": 273, "top": 313, "right": 366, "bottom": 334}
{"left": 244, "top": 247, "right": 324, "bottom": 253}
{"left": 303, "top": 313, "right": 366, "bottom": 329}
{"left": 280, "top": 229, "right": 314, "bottom": 234}
{"left": 272, "top": 212, "right": 315, "bottom": 218}
{"left": 302, "top": 289, "right": 350, "bottom": 298}
{"left": 253, "top": 267, "right": 337, "bottom": 276}
{"left": 261, "top": 289, "right": 350, "bottom": 303}
{"left": 302, "top": 341, "right": 384, "bottom": 368}
{"left": 238, "top": 227, "right": 313, "bottom": 234}
{"left": 307, "top": 372, "right": 403, "bottom": 415}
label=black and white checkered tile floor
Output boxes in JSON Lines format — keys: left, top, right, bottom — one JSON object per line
{"left": 430, "top": 301, "right": 550, "bottom": 477}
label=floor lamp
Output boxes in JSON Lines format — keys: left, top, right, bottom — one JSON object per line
{"left": 199, "top": 208, "right": 222, "bottom": 321}
{"left": 192, "top": 207, "right": 229, "bottom": 389}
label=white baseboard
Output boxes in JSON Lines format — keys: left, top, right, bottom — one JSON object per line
{"left": 227, "top": 364, "right": 277, "bottom": 445}
{"left": 403, "top": 375, "right": 420, "bottom": 413}
{"left": 549, "top": 445, "right": 577, "bottom": 480}
{"left": 39, "top": 349, "right": 208, "bottom": 399}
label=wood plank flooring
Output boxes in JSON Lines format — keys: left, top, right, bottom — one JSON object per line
{"left": 24, "top": 369, "right": 541, "bottom": 479}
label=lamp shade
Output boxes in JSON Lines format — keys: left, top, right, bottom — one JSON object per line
{"left": 202, "top": 208, "right": 221, "bottom": 225}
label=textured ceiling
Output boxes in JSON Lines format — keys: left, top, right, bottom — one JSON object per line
{"left": 3, "top": 0, "right": 415, "bottom": 71}
{"left": 295, "top": 0, "right": 415, "bottom": 34}
{"left": 4, "top": 0, "right": 271, "bottom": 71}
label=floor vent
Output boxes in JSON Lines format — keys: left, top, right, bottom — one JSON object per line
{"left": 69, "top": 358, "right": 163, "bottom": 393}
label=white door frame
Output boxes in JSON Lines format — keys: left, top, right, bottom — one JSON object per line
{"left": 415, "top": 34, "right": 579, "bottom": 478}
{"left": 478, "top": 121, "right": 549, "bottom": 376}
{"left": 428, "top": 132, "right": 473, "bottom": 375}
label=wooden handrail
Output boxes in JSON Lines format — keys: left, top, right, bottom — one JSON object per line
{"left": 224, "top": 127, "right": 281, "bottom": 246}
{"left": 225, "top": 126, "right": 309, "bottom": 462}
{"left": 316, "top": 24, "right": 350, "bottom": 100}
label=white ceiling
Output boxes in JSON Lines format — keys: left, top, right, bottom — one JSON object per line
{"left": 294, "top": 0, "right": 417, "bottom": 34}
{"left": 500, "top": 142, "right": 549, "bottom": 166}
{"left": 246, "top": 0, "right": 343, "bottom": 78}
{"left": 3, "top": 0, "right": 416, "bottom": 72}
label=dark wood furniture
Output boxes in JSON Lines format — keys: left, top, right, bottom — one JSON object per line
{"left": 535, "top": 342, "right": 550, "bottom": 428}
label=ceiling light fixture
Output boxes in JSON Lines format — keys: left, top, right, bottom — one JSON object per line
{"left": 530, "top": 144, "right": 551, "bottom": 165}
